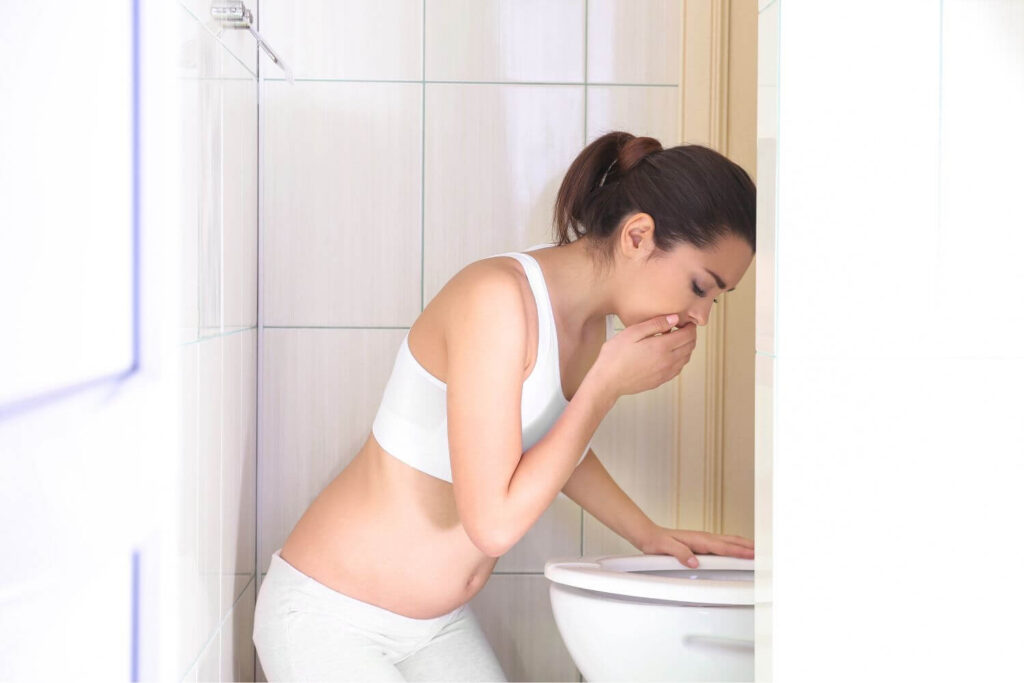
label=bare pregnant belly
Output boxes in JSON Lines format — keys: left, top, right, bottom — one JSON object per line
{"left": 278, "top": 434, "right": 499, "bottom": 620}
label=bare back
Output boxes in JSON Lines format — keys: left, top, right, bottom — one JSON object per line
{"left": 278, "top": 249, "right": 604, "bottom": 619}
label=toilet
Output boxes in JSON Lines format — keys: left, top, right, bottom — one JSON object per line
{"left": 544, "top": 553, "right": 754, "bottom": 682}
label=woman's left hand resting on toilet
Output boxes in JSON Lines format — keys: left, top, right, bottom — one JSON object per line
{"left": 637, "top": 525, "right": 755, "bottom": 568}
{"left": 559, "top": 451, "right": 754, "bottom": 569}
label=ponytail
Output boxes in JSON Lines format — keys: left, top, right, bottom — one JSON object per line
{"left": 551, "top": 131, "right": 756, "bottom": 273}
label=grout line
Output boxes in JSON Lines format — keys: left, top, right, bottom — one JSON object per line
{"left": 180, "top": 325, "right": 257, "bottom": 346}
{"left": 258, "top": 77, "right": 677, "bottom": 87}
{"left": 253, "top": 0, "right": 264, "bottom": 679}
{"left": 180, "top": 76, "right": 255, "bottom": 82}
{"left": 262, "top": 325, "right": 411, "bottom": 330}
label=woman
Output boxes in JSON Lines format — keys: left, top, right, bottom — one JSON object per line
{"left": 252, "top": 131, "right": 757, "bottom": 681}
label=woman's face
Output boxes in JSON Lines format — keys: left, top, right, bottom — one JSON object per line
{"left": 614, "top": 214, "right": 754, "bottom": 329}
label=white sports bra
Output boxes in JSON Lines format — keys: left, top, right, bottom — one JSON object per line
{"left": 371, "top": 243, "right": 608, "bottom": 484}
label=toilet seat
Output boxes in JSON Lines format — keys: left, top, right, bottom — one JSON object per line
{"left": 544, "top": 553, "right": 754, "bottom": 606}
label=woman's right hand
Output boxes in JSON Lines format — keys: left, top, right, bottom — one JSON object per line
{"left": 592, "top": 314, "right": 697, "bottom": 399}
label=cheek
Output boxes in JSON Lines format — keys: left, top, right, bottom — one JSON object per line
{"left": 622, "top": 276, "right": 694, "bottom": 325}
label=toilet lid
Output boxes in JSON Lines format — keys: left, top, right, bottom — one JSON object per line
{"left": 544, "top": 553, "right": 755, "bottom": 606}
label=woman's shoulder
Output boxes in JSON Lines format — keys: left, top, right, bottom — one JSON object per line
{"left": 437, "top": 252, "right": 531, "bottom": 309}
{"left": 420, "top": 253, "right": 531, "bottom": 338}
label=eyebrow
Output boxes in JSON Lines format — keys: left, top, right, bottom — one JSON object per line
{"left": 705, "top": 268, "right": 736, "bottom": 292}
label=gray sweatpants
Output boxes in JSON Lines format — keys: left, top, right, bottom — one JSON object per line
{"left": 253, "top": 548, "right": 508, "bottom": 682}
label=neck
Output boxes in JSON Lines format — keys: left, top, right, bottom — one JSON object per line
{"left": 531, "top": 237, "right": 621, "bottom": 340}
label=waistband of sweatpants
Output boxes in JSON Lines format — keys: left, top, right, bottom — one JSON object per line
{"left": 266, "top": 547, "right": 465, "bottom": 636}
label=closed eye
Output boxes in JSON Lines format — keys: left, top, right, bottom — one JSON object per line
{"left": 692, "top": 281, "right": 719, "bottom": 304}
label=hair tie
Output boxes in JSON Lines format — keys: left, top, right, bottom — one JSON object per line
{"left": 598, "top": 158, "right": 618, "bottom": 188}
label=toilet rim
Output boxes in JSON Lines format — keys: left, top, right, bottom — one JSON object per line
{"left": 543, "top": 553, "right": 755, "bottom": 606}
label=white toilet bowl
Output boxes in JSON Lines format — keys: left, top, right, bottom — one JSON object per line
{"left": 544, "top": 553, "right": 754, "bottom": 682}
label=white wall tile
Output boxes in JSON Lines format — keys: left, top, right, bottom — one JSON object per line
{"left": 197, "top": 77, "right": 223, "bottom": 335}
{"left": 220, "top": 576, "right": 256, "bottom": 683}
{"left": 263, "top": 81, "right": 423, "bottom": 326}
{"left": 177, "top": 335, "right": 226, "bottom": 676}
{"left": 177, "top": 342, "right": 202, "bottom": 678}
{"left": 423, "top": 83, "right": 585, "bottom": 299}
{"left": 585, "top": 84, "right": 681, "bottom": 145}
{"left": 180, "top": 63, "right": 200, "bottom": 344}
{"left": 426, "top": 0, "right": 585, "bottom": 82}
{"left": 222, "top": 79, "right": 258, "bottom": 331}
{"left": 259, "top": 0, "right": 423, "bottom": 80}
{"left": 196, "top": 629, "right": 220, "bottom": 682}
{"left": 587, "top": 0, "right": 682, "bottom": 84}
{"left": 468, "top": 574, "right": 580, "bottom": 682}
{"left": 221, "top": 330, "right": 256, "bottom": 614}
{"left": 198, "top": 336, "right": 224, "bottom": 643}
{"left": 181, "top": 6, "right": 258, "bottom": 343}
{"left": 179, "top": 4, "right": 258, "bottom": 680}
{"left": 258, "top": 328, "right": 406, "bottom": 571}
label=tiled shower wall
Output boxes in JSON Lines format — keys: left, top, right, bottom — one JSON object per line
{"left": 178, "top": 1, "right": 258, "bottom": 680}
{"left": 255, "top": 1, "right": 685, "bottom": 681}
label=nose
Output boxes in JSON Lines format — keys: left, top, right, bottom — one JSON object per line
{"left": 686, "top": 302, "right": 713, "bottom": 327}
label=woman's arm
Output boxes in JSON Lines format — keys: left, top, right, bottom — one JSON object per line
{"left": 492, "top": 369, "right": 617, "bottom": 555}
{"left": 559, "top": 448, "right": 657, "bottom": 550}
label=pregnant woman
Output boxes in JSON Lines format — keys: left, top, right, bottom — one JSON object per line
{"left": 252, "top": 131, "right": 757, "bottom": 681}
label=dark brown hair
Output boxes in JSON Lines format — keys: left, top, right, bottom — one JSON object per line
{"left": 552, "top": 131, "right": 756, "bottom": 274}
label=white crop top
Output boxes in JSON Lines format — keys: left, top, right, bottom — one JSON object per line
{"left": 371, "top": 243, "right": 607, "bottom": 484}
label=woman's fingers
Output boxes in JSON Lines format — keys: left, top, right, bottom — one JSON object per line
{"left": 707, "top": 537, "right": 755, "bottom": 559}
{"left": 720, "top": 534, "right": 755, "bottom": 549}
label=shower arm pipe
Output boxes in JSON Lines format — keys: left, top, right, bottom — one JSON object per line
{"left": 245, "top": 23, "right": 283, "bottom": 67}
{"left": 210, "top": 0, "right": 293, "bottom": 81}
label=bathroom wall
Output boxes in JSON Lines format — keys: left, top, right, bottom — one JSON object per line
{"left": 252, "top": 1, "right": 697, "bottom": 681}
{"left": 177, "top": 1, "right": 259, "bottom": 680}
{"left": 755, "top": 1, "right": 778, "bottom": 679}
{"left": 759, "top": 0, "right": 1024, "bottom": 679}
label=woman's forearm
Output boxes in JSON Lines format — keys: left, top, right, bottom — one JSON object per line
{"left": 559, "top": 449, "right": 657, "bottom": 550}
{"left": 495, "top": 370, "right": 616, "bottom": 555}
